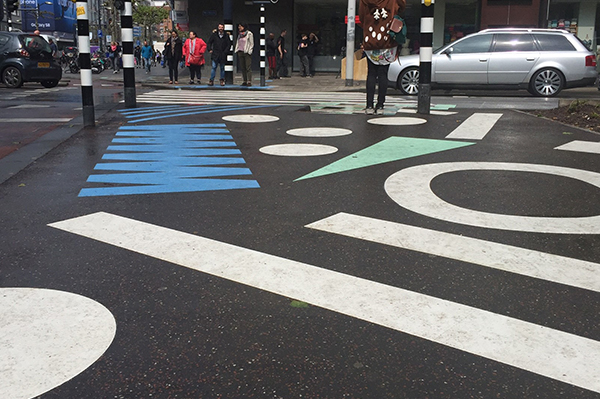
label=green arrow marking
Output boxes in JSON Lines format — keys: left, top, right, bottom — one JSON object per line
{"left": 295, "top": 137, "right": 475, "bottom": 181}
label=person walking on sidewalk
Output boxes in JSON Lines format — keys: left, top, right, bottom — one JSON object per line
{"left": 297, "top": 34, "right": 310, "bottom": 77}
{"left": 277, "top": 30, "right": 288, "bottom": 78}
{"left": 207, "top": 23, "right": 232, "bottom": 86}
{"left": 164, "top": 30, "right": 183, "bottom": 84}
{"left": 234, "top": 23, "right": 254, "bottom": 86}
{"left": 266, "top": 32, "right": 278, "bottom": 79}
{"left": 183, "top": 31, "right": 207, "bottom": 85}
{"left": 307, "top": 32, "right": 319, "bottom": 77}
{"left": 359, "top": 0, "right": 406, "bottom": 114}
{"left": 108, "top": 41, "right": 121, "bottom": 73}
{"left": 141, "top": 41, "right": 153, "bottom": 73}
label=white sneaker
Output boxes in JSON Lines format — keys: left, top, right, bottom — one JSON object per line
{"left": 375, "top": 107, "right": 385, "bottom": 115}
{"left": 365, "top": 107, "right": 375, "bottom": 115}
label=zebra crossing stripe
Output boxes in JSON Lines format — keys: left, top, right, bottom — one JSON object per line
{"left": 445, "top": 113, "right": 503, "bottom": 140}
{"left": 49, "top": 211, "right": 600, "bottom": 394}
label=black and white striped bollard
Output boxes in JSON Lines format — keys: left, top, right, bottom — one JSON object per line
{"left": 121, "top": 0, "right": 136, "bottom": 108}
{"left": 260, "top": 5, "right": 266, "bottom": 86}
{"left": 76, "top": 0, "right": 95, "bottom": 127}
{"left": 418, "top": 0, "right": 434, "bottom": 115}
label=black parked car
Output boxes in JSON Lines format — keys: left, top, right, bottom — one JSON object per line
{"left": 0, "top": 32, "right": 62, "bottom": 88}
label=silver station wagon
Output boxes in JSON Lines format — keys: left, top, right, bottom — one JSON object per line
{"left": 388, "top": 28, "right": 597, "bottom": 97}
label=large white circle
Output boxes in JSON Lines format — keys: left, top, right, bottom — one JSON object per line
{"left": 260, "top": 143, "right": 338, "bottom": 157}
{"left": 222, "top": 114, "right": 279, "bottom": 123}
{"left": 385, "top": 162, "right": 600, "bottom": 234}
{"left": 0, "top": 288, "right": 117, "bottom": 399}
{"left": 287, "top": 127, "right": 352, "bottom": 137}
{"left": 368, "top": 117, "right": 427, "bottom": 126}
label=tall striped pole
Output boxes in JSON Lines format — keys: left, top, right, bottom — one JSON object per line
{"left": 224, "top": 0, "right": 234, "bottom": 85}
{"left": 259, "top": 5, "right": 266, "bottom": 86}
{"left": 76, "top": 0, "right": 95, "bottom": 127}
{"left": 345, "top": 0, "right": 356, "bottom": 87}
{"left": 6, "top": 1, "right": 13, "bottom": 31}
{"left": 418, "top": 0, "right": 434, "bottom": 115}
{"left": 121, "top": 0, "right": 136, "bottom": 108}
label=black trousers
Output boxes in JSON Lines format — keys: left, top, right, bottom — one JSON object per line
{"left": 189, "top": 64, "right": 202, "bottom": 81}
{"left": 167, "top": 59, "right": 179, "bottom": 82}
{"left": 366, "top": 61, "right": 390, "bottom": 108}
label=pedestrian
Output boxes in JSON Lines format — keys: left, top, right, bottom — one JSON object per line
{"left": 48, "top": 38, "right": 58, "bottom": 59}
{"left": 164, "top": 30, "right": 183, "bottom": 84}
{"left": 234, "top": 23, "right": 254, "bottom": 86}
{"left": 141, "top": 40, "right": 153, "bottom": 73}
{"left": 307, "top": 32, "right": 319, "bottom": 77}
{"left": 277, "top": 29, "right": 288, "bottom": 78}
{"left": 359, "top": 0, "right": 406, "bottom": 114}
{"left": 266, "top": 32, "right": 278, "bottom": 79}
{"left": 183, "top": 31, "right": 207, "bottom": 85}
{"left": 297, "top": 34, "right": 309, "bottom": 77}
{"left": 207, "top": 23, "right": 232, "bottom": 86}
{"left": 134, "top": 44, "right": 141, "bottom": 68}
{"left": 108, "top": 41, "right": 122, "bottom": 73}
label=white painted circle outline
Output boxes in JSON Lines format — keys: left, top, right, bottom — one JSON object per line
{"left": 385, "top": 162, "right": 600, "bottom": 234}
{"left": 367, "top": 117, "right": 427, "bottom": 126}
{"left": 286, "top": 127, "right": 353, "bottom": 137}
{"left": 260, "top": 143, "right": 338, "bottom": 157}
{"left": 222, "top": 115, "right": 280, "bottom": 123}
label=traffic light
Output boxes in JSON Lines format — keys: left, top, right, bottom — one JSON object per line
{"left": 7, "top": 0, "right": 19, "bottom": 13}
{"left": 114, "top": 0, "right": 125, "bottom": 10}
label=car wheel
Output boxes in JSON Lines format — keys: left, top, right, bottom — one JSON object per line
{"left": 41, "top": 80, "right": 59, "bottom": 88}
{"left": 2, "top": 66, "right": 23, "bottom": 88}
{"left": 529, "top": 68, "right": 564, "bottom": 97}
{"left": 398, "top": 67, "right": 419, "bottom": 95}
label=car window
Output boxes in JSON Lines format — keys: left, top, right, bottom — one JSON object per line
{"left": 19, "top": 35, "right": 52, "bottom": 53}
{"left": 0, "top": 35, "right": 10, "bottom": 48}
{"left": 493, "top": 34, "right": 536, "bottom": 52}
{"left": 448, "top": 34, "right": 492, "bottom": 54}
{"left": 534, "top": 34, "right": 575, "bottom": 51}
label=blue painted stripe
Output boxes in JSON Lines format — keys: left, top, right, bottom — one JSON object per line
{"left": 121, "top": 105, "right": 216, "bottom": 119}
{"left": 102, "top": 149, "right": 242, "bottom": 160}
{"left": 116, "top": 129, "right": 231, "bottom": 136}
{"left": 87, "top": 169, "right": 253, "bottom": 184}
{"left": 118, "top": 124, "right": 227, "bottom": 130}
{"left": 118, "top": 105, "right": 183, "bottom": 115}
{"left": 106, "top": 142, "right": 237, "bottom": 152}
{"left": 94, "top": 158, "right": 247, "bottom": 171}
{"left": 111, "top": 135, "right": 234, "bottom": 144}
{"left": 79, "top": 179, "right": 260, "bottom": 197}
{"left": 128, "top": 105, "right": 273, "bottom": 123}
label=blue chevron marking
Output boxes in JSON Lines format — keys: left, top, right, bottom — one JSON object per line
{"left": 93, "top": 158, "right": 247, "bottom": 171}
{"left": 101, "top": 149, "right": 242, "bottom": 161}
{"left": 111, "top": 135, "right": 233, "bottom": 144}
{"left": 106, "top": 142, "right": 237, "bottom": 152}
{"left": 87, "top": 169, "right": 253, "bottom": 184}
{"left": 118, "top": 124, "right": 226, "bottom": 130}
{"left": 79, "top": 179, "right": 260, "bottom": 197}
{"left": 128, "top": 105, "right": 273, "bottom": 123}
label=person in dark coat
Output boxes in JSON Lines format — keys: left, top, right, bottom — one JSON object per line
{"left": 266, "top": 32, "right": 278, "bottom": 79}
{"left": 207, "top": 23, "right": 232, "bottom": 86}
{"left": 164, "top": 30, "right": 183, "bottom": 84}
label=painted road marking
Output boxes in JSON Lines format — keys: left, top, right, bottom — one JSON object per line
{"left": 122, "top": 105, "right": 273, "bottom": 123}
{"left": 0, "top": 118, "right": 72, "bottom": 123}
{"left": 295, "top": 137, "right": 475, "bottom": 181}
{"left": 385, "top": 162, "right": 600, "bottom": 234}
{"left": 367, "top": 117, "right": 428, "bottom": 126}
{"left": 445, "top": 113, "right": 503, "bottom": 140}
{"left": 286, "top": 127, "right": 353, "bottom": 137}
{"left": 222, "top": 114, "right": 280, "bottom": 123}
{"left": 259, "top": 143, "right": 338, "bottom": 157}
{"left": 48, "top": 212, "right": 600, "bottom": 394}
{"left": 0, "top": 288, "right": 116, "bottom": 399}
{"left": 306, "top": 212, "right": 600, "bottom": 293}
{"left": 80, "top": 124, "right": 259, "bottom": 197}
{"left": 8, "top": 104, "right": 51, "bottom": 109}
{"left": 555, "top": 140, "right": 600, "bottom": 155}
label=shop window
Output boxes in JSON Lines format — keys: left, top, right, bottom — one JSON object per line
{"left": 444, "top": 0, "right": 478, "bottom": 45}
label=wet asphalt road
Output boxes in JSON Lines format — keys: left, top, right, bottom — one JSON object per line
{"left": 1, "top": 83, "right": 600, "bottom": 398}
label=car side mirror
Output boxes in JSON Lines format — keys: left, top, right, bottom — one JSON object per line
{"left": 443, "top": 47, "right": 453, "bottom": 56}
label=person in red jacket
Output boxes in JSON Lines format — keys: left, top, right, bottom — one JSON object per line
{"left": 183, "top": 31, "right": 207, "bottom": 85}
{"left": 359, "top": 0, "right": 406, "bottom": 114}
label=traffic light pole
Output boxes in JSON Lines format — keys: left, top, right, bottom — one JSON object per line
{"left": 76, "top": 0, "right": 96, "bottom": 127}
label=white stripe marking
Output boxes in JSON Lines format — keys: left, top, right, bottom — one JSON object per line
{"left": 81, "top": 69, "right": 93, "bottom": 86}
{"left": 419, "top": 47, "right": 433, "bottom": 62}
{"left": 48, "top": 212, "right": 600, "bottom": 394}
{"left": 446, "top": 113, "right": 502, "bottom": 140}
{"left": 306, "top": 212, "right": 600, "bottom": 293}
{"left": 421, "top": 17, "right": 434, "bottom": 33}
{"left": 555, "top": 140, "right": 600, "bottom": 155}
{"left": 0, "top": 118, "right": 72, "bottom": 122}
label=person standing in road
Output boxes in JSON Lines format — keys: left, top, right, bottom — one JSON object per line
{"left": 141, "top": 40, "right": 153, "bottom": 73}
{"left": 277, "top": 29, "right": 288, "bottom": 78}
{"left": 307, "top": 32, "right": 319, "bottom": 77}
{"left": 108, "top": 41, "right": 122, "bottom": 73}
{"left": 297, "top": 34, "right": 309, "bottom": 77}
{"left": 266, "top": 32, "right": 278, "bottom": 79}
{"left": 359, "top": 0, "right": 406, "bottom": 114}
{"left": 183, "top": 31, "right": 207, "bottom": 85}
{"left": 164, "top": 30, "right": 183, "bottom": 84}
{"left": 207, "top": 23, "right": 232, "bottom": 86}
{"left": 234, "top": 23, "right": 254, "bottom": 86}
{"left": 48, "top": 38, "right": 58, "bottom": 59}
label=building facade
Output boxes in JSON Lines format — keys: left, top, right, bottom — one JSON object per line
{"left": 158, "top": 0, "right": 600, "bottom": 72}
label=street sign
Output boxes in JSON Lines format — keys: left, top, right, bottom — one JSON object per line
{"left": 132, "top": 26, "right": 142, "bottom": 37}
{"left": 98, "top": 30, "right": 103, "bottom": 38}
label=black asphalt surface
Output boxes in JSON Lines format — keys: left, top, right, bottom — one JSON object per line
{"left": 1, "top": 79, "right": 600, "bottom": 398}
